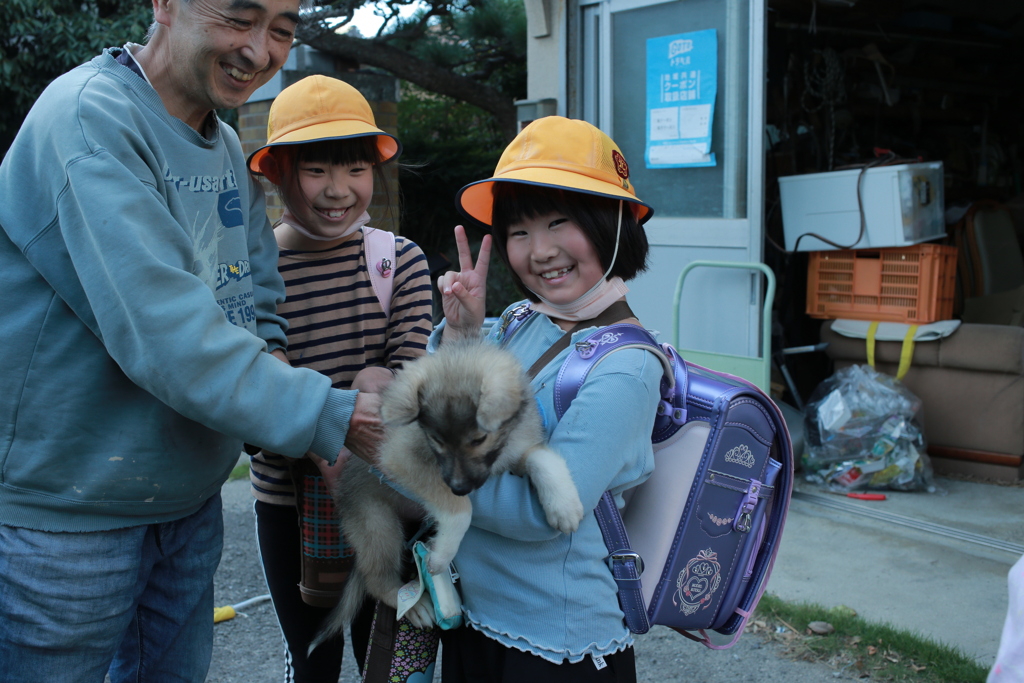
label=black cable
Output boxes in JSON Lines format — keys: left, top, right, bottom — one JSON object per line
{"left": 788, "top": 149, "right": 903, "bottom": 253}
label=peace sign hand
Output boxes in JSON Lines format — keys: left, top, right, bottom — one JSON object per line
{"left": 438, "top": 225, "right": 491, "bottom": 342}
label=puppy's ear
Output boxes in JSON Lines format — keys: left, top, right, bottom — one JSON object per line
{"left": 380, "top": 371, "right": 422, "bottom": 426}
{"left": 476, "top": 368, "right": 523, "bottom": 432}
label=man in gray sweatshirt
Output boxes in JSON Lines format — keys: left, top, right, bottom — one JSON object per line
{"left": 0, "top": 0, "right": 382, "bottom": 679}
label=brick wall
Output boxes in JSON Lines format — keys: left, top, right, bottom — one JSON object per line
{"left": 238, "top": 71, "right": 401, "bottom": 235}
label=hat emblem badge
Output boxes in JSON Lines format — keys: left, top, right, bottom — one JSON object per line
{"left": 611, "top": 150, "right": 630, "bottom": 180}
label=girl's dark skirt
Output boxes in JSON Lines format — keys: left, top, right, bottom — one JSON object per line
{"left": 440, "top": 624, "right": 636, "bottom": 683}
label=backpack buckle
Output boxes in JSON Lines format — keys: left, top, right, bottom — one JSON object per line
{"left": 510, "top": 303, "right": 532, "bottom": 320}
{"left": 657, "top": 400, "right": 687, "bottom": 424}
{"left": 733, "top": 479, "right": 762, "bottom": 533}
{"left": 607, "top": 551, "right": 645, "bottom": 577}
{"left": 575, "top": 340, "right": 597, "bottom": 359}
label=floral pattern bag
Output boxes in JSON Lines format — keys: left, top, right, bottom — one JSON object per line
{"left": 361, "top": 601, "right": 440, "bottom": 683}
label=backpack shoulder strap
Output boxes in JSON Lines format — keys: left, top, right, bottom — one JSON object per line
{"left": 552, "top": 324, "right": 679, "bottom": 425}
{"left": 552, "top": 325, "right": 689, "bottom": 636}
{"left": 493, "top": 303, "right": 536, "bottom": 345}
{"left": 363, "top": 227, "right": 397, "bottom": 319}
{"left": 596, "top": 489, "right": 650, "bottom": 634}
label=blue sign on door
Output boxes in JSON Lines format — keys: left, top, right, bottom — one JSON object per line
{"left": 645, "top": 29, "right": 718, "bottom": 168}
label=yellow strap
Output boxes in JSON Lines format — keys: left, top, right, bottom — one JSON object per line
{"left": 866, "top": 322, "right": 879, "bottom": 368}
{"left": 865, "top": 322, "right": 917, "bottom": 380}
{"left": 896, "top": 325, "right": 918, "bottom": 381}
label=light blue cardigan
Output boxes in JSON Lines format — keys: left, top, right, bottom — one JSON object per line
{"left": 429, "top": 301, "right": 663, "bottom": 664}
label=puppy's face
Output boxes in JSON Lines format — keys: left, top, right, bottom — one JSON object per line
{"left": 416, "top": 395, "right": 519, "bottom": 496}
{"left": 381, "top": 341, "right": 532, "bottom": 497}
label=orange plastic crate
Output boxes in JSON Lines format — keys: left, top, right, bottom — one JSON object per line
{"left": 806, "top": 244, "right": 957, "bottom": 323}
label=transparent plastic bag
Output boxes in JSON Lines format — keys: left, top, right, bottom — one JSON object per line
{"left": 803, "top": 364, "right": 935, "bottom": 492}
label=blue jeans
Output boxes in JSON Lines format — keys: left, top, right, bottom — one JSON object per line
{"left": 0, "top": 493, "right": 223, "bottom": 683}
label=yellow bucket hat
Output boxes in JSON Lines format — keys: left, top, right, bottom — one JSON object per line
{"left": 247, "top": 75, "right": 401, "bottom": 174}
{"left": 457, "top": 116, "right": 653, "bottom": 226}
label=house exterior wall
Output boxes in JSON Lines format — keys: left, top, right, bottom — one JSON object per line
{"left": 523, "top": 0, "right": 565, "bottom": 104}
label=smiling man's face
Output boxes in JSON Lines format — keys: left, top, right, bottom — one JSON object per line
{"left": 158, "top": 0, "right": 299, "bottom": 127}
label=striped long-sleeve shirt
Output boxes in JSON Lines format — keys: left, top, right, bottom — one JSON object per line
{"left": 250, "top": 227, "right": 433, "bottom": 505}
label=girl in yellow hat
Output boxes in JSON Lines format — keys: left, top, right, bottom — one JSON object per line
{"left": 431, "top": 116, "right": 660, "bottom": 682}
{"left": 246, "top": 75, "right": 435, "bottom": 683}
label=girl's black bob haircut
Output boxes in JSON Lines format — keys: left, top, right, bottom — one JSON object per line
{"left": 488, "top": 183, "right": 650, "bottom": 301}
{"left": 268, "top": 136, "right": 395, "bottom": 227}
{"left": 289, "top": 135, "right": 385, "bottom": 167}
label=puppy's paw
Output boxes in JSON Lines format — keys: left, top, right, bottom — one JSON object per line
{"left": 426, "top": 522, "right": 465, "bottom": 574}
{"left": 521, "top": 446, "right": 585, "bottom": 534}
{"left": 402, "top": 593, "right": 436, "bottom": 629}
{"left": 539, "top": 486, "right": 585, "bottom": 534}
{"left": 426, "top": 545, "right": 456, "bottom": 575}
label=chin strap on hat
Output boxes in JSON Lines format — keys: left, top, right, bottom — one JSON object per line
{"left": 606, "top": 200, "right": 623, "bottom": 281}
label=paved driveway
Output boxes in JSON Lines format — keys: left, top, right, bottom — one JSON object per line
{"left": 209, "top": 477, "right": 847, "bottom": 682}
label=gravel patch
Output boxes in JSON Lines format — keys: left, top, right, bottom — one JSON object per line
{"left": 211, "top": 477, "right": 844, "bottom": 682}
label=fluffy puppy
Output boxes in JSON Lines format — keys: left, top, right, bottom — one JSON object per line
{"left": 314, "top": 339, "right": 584, "bottom": 646}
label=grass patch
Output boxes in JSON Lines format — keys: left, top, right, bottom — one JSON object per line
{"left": 228, "top": 463, "right": 250, "bottom": 481}
{"left": 751, "top": 594, "right": 988, "bottom": 682}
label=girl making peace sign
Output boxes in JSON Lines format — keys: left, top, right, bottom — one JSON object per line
{"left": 430, "top": 117, "right": 664, "bottom": 683}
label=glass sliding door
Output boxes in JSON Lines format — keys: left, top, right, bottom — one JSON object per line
{"left": 568, "top": 0, "right": 766, "bottom": 357}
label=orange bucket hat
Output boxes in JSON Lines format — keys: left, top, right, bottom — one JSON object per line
{"left": 247, "top": 75, "right": 401, "bottom": 175}
{"left": 457, "top": 116, "right": 652, "bottom": 226}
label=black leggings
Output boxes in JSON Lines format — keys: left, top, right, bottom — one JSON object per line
{"left": 254, "top": 500, "right": 374, "bottom": 683}
{"left": 440, "top": 625, "right": 636, "bottom": 683}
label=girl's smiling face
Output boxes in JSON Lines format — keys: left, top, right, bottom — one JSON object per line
{"left": 281, "top": 160, "right": 374, "bottom": 245}
{"left": 505, "top": 211, "right": 606, "bottom": 305}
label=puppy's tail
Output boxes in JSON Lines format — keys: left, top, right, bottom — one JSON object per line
{"left": 307, "top": 572, "right": 369, "bottom": 656}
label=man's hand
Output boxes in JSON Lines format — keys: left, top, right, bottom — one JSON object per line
{"left": 308, "top": 449, "right": 352, "bottom": 492}
{"left": 438, "top": 225, "right": 491, "bottom": 342}
{"left": 344, "top": 391, "right": 384, "bottom": 464}
{"left": 351, "top": 366, "right": 395, "bottom": 394}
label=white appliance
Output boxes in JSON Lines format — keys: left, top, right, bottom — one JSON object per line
{"left": 779, "top": 161, "right": 945, "bottom": 252}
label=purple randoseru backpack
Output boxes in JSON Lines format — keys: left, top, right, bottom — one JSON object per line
{"left": 550, "top": 322, "right": 794, "bottom": 649}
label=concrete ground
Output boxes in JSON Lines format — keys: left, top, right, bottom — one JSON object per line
{"left": 210, "top": 478, "right": 839, "bottom": 682}
{"left": 770, "top": 475, "right": 1022, "bottom": 667}
{"left": 208, "top": 471, "right": 1018, "bottom": 681}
